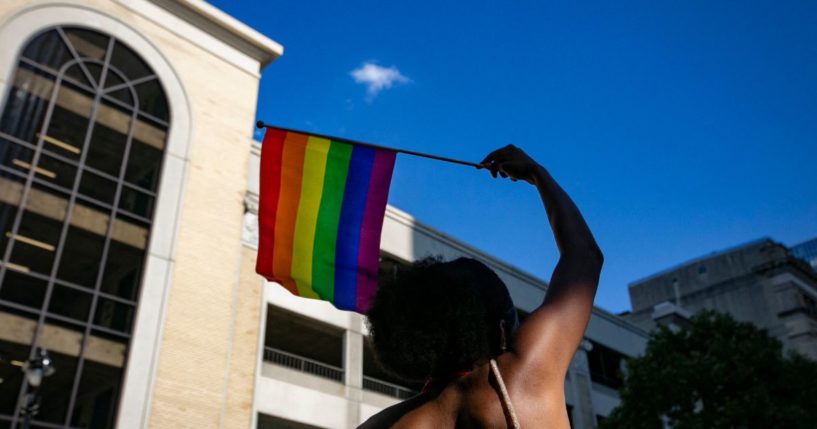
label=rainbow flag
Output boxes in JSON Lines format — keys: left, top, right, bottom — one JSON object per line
{"left": 256, "top": 126, "right": 396, "bottom": 313}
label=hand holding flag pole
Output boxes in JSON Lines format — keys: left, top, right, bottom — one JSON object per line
{"left": 256, "top": 121, "right": 481, "bottom": 168}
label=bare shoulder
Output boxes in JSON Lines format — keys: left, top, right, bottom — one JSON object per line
{"left": 357, "top": 399, "right": 418, "bottom": 429}
{"left": 357, "top": 393, "right": 448, "bottom": 429}
{"left": 485, "top": 353, "right": 572, "bottom": 428}
{"left": 358, "top": 356, "right": 570, "bottom": 428}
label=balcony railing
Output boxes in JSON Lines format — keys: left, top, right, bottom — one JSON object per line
{"left": 262, "top": 347, "right": 417, "bottom": 398}
{"left": 362, "top": 375, "right": 417, "bottom": 399}
{"left": 263, "top": 346, "right": 344, "bottom": 382}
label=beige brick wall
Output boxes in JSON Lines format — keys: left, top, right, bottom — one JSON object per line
{"left": 128, "top": 13, "right": 261, "bottom": 429}
{"left": 224, "top": 246, "right": 264, "bottom": 429}
{"left": 146, "top": 38, "right": 259, "bottom": 429}
{"left": 0, "top": 1, "right": 266, "bottom": 428}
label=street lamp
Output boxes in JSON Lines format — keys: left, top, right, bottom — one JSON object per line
{"left": 20, "top": 348, "right": 55, "bottom": 429}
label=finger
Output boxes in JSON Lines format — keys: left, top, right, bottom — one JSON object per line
{"left": 498, "top": 162, "right": 531, "bottom": 183}
{"left": 485, "top": 161, "right": 503, "bottom": 178}
{"left": 497, "top": 162, "right": 515, "bottom": 178}
{"left": 480, "top": 144, "right": 514, "bottom": 165}
{"left": 480, "top": 149, "right": 502, "bottom": 166}
{"left": 478, "top": 159, "right": 496, "bottom": 171}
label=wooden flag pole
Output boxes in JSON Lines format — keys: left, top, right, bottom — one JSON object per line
{"left": 256, "top": 121, "right": 481, "bottom": 168}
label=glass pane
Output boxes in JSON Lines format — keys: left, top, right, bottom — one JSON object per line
{"left": 0, "top": 271, "right": 48, "bottom": 310}
{"left": 94, "top": 298, "right": 134, "bottom": 333}
{"left": 95, "top": 99, "right": 136, "bottom": 153}
{"left": 79, "top": 170, "right": 117, "bottom": 206}
{"left": 69, "top": 201, "right": 113, "bottom": 251}
{"left": 0, "top": 171, "right": 25, "bottom": 253}
{"left": 64, "top": 28, "right": 109, "bottom": 62}
{"left": 65, "top": 63, "right": 93, "bottom": 88}
{"left": 109, "top": 41, "right": 151, "bottom": 81}
{"left": 125, "top": 137, "right": 164, "bottom": 191}
{"left": 8, "top": 205, "right": 63, "bottom": 276}
{"left": 58, "top": 224, "right": 107, "bottom": 288}
{"left": 135, "top": 79, "right": 168, "bottom": 121}
{"left": 70, "top": 336, "right": 125, "bottom": 428}
{"left": 107, "top": 88, "right": 134, "bottom": 106}
{"left": 48, "top": 284, "right": 93, "bottom": 321}
{"left": 21, "top": 29, "right": 73, "bottom": 71}
{"left": 6, "top": 180, "right": 70, "bottom": 274}
{"left": 35, "top": 334, "right": 80, "bottom": 424}
{"left": 33, "top": 153, "right": 78, "bottom": 191}
{"left": 45, "top": 82, "right": 94, "bottom": 159}
{"left": 0, "top": 138, "right": 34, "bottom": 173}
{"left": 86, "top": 109, "right": 129, "bottom": 176}
{"left": 119, "top": 188, "right": 154, "bottom": 218}
{"left": 0, "top": 332, "right": 33, "bottom": 414}
{"left": 86, "top": 63, "right": 104, "bottom": 85}
{"left": 0, "top": 65, "right": 54, "bottom": 144}
{"left": 100, "top": 222, "right": 147, "bottom": 301}
{"left": 105, "top": 70, "right": 125, "bottom": 90}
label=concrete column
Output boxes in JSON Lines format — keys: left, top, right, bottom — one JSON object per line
{"left": 569, "top": 339, "right": 598, "bottom": 429}
{"left": 344, "top": 329, "right": 364, "bottom": 388}
{"left": 343, "top": 327, "right": 364, "bottom": 428}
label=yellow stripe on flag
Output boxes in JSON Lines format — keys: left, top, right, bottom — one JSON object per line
{"left": 290, "top": 137, "right": 331, "bottom": 298}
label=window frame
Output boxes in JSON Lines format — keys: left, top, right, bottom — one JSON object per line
{"left": 0, "top": 25, "right": 170, "bottom": 428}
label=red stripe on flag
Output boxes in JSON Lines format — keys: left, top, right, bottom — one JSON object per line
{"left": 256, "top": 128, "right": 287, "bottom": 280}
{"left": 271, "top": 132, "right": 309, "bottom": 295}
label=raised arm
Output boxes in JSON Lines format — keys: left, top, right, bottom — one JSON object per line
{"left": 481, "top": 145, "right": 603, "bottom": 383}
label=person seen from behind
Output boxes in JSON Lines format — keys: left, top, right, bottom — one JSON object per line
{"left": 362, "top": 145, "right": 603, "bottom": 428}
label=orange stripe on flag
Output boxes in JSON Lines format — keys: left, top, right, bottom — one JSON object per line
{"left": 272, "top": 132, "right": 308, "bottom": 295}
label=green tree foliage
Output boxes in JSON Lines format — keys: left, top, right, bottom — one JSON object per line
{"left": 602, "top": 311, "right": 817, "bottom": 429}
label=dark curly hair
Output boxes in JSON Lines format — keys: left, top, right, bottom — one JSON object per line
{"left": 366, "top": 257, "right": 516, "bottom": 382}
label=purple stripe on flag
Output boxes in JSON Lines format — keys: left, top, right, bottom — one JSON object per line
{"left": 355, "top": 149, "right": 397, "bottom": 313}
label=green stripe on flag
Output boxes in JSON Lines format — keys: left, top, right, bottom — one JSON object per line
{"left": 312, "top": 141, "right": 353, "bottom": 301}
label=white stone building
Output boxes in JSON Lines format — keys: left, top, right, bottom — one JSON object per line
{"left": 243, "top": 198, "right": 649, "bottom": 428}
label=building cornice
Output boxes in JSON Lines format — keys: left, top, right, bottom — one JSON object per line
{"left": 384, "top": 205, "right": 549, "bottom": 291}
{"left": 148, "top": 0, "right": 283, "bottom": 67}
{"left": 382, "top": 206, "right": 647, "bottom": 337}
{"left": 628, "top": 237, "right": 776, "bottom": 288}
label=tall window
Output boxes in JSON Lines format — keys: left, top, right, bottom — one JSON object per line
{"left": 0, "top": 26, "right": 168, "bottom": 428}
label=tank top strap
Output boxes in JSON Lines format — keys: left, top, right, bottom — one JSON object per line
{"left": 489, "top": 358, "right": 521, "bottom": 429}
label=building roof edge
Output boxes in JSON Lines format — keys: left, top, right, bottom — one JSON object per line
{"left": 385, "top": 205, "right": 549, "bottom": 291}
{"left": 628, "top": 237, "right": 777, "bottom": 289}
{"left": 150, "top": 0, "right": 283, "bottom": 67}
{"left": 384, "top": 205, "right": 647, "bottom": 337}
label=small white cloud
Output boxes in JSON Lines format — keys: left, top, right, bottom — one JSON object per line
{"left": 350, "top": 62, "right": 410, "bottom": 100}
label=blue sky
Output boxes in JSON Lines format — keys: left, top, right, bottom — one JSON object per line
{"left": 210, "top": 0, "right": 816, "bottom": 313}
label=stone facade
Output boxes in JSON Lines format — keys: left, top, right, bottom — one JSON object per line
{"left": 0, "top": 1, "right": 280, "bottom": 427}
{"left": 626, "top": 238, "right": 817, "bottom": 360}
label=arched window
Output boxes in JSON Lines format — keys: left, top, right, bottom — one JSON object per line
{"left": 0, "top": 26, "right": 169, "bottom": 428}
